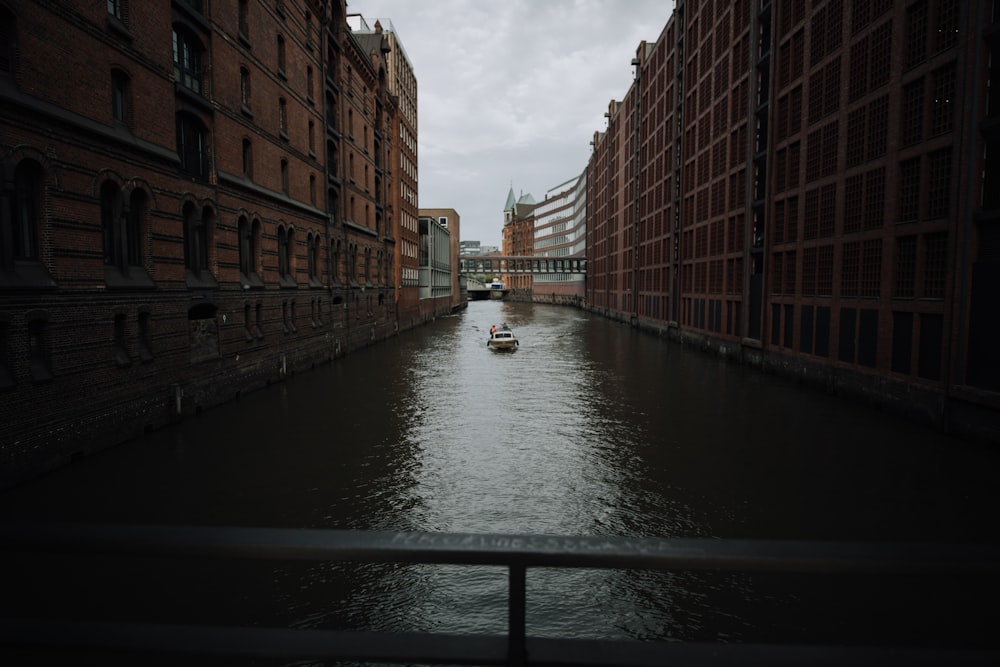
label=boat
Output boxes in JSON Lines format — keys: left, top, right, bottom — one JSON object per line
{"left": 487, "top": 325, "right": 518, "bottom": 350}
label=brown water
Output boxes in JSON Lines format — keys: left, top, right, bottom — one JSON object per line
{"left": 2, "top": 301, "right": 998, "bottom": 652}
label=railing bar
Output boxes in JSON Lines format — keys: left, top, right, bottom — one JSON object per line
{"left": 0, "top": 619, "right": 509, "bottom": 665}
{"left": 509, "top": 563, "right": 526, "bottom": 667}
{"left": 2, "top": 619, "right": 998, "bottom": 666}
{"left": 2, "top": 522, "right": 999, "bottom": 575}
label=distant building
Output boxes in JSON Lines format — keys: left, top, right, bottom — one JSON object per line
{"left": 460, "top": 241, "right": 482, "bottom": 255}
{"left": 419, "top": 208, "right": 463, "bottom": 314}
{"left": 533, "top": 173, "right": 587, "bottom": 301}
{"left": 501, "top": 187, "right": 537, "bottom": 293}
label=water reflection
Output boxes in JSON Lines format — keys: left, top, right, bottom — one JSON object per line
{"left": 1, "top": 301, "right": 999, "bottom": 646}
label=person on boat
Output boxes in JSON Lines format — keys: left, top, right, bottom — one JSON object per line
{"left": 500, "top": 322, "right": 510, "bottom": 331}
{"left": 490, "top": 324, "right": 497, "bottom": 335}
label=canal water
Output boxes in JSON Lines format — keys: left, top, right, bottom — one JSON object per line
{"left": 2, "top": 301, "right": 999, "bottom": 655}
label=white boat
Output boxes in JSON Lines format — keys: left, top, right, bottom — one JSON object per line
{"left": 487, "top": 326, "right": 518, "bottom": 350}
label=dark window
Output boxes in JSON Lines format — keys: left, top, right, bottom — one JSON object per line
{"left": 783, "top": 303, "right": 794, "bottom": 348}
{"left": 891, "top": 311, "right": 913, "bottom": 374}
{"left": 138, "top": 310, "right": 153, "bottom": 361}
{"left": 918, "top": 313, "right": 943, "bottom": 380}
{"left": 28, "top": 316, "right": 52, "bottom": 382}
{"left": 240, "top": 67, "right": 251, "bottom": 111}
{"left": 800, "top": 305, "right": 814, "bottom": 353}
{"left": 277, "top": 34, "right": 286, "bottom": 76}
{"left": 898, "top": 157, "right": 921, "bottom": 223}
{"left": 101, "top": 181, "right": 124, "bottom": 268}
{"left": 281, "top": 159, "right": 289, "bottom": 194}
{"left": 113, "top": 312, "right": 131, "bottom": 367}
{"left": 927, "top": 149, "right": 951, "bottom": 219}
{"left": 238, "top": 0, "right": 249, "bottom": 39}
{"left": 172, "top": 26, "right": 203, "bottom": 94}
{"left": 107, "top": 0, "right": 124, "bottom": 20}
{"left": 930, "top": 62, "right": 956, "bottom": 136}
{"left": 923, "top": 231, "right": 948, "bottom": 298}
{"left": 905, "top": 0, "right": 928, "bottom": 69}
{"left": 177, "top": 113, "right": 208, "bottom": 178}
{"left": 900, "top": 78, "right": 924, "bottom": 146}
{"left": 895, "top": 235, "right": 917, "bottom": 297}
{"left": 307, "top": 234, "right": 318, "bottom": 281}
{"left": 858, "top": 308, "right": 879, "bottom": 367}
{"left": 0, "top": 9, "right": 12, "bottom": 75}
{"left": 242, "top": 138, "right": 253, "bottom": 178}
{"left": 112, "top": 69, "right": 130, "bottom": 126}
{"left": 238, "top": 217, "right": 262, "bottom": 289}
{"left": 279, "top": 98, "right": 288, "bottom": 138}
{"left": 839, "top": 307, "right": 857, "bottom": 363}
{"left": 183, "top": 203, "right": 210, "bottom": 277}
{"left": 815, "top": 306, "right": 830, "bottom": 357}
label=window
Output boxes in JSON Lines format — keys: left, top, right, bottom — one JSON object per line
{"left": 100, "top": 182, "right": 147, "bottom": 285}
{"left": 27, "top": 315, "right": 52, "bottom": 382}
{"left": 242, "top": 138, "right": 253, "bottom": 178}
{"left": 107, "top": 0, "right": 124, "bottom": 21}
{"left": 177, "top": 112, "right": 207, "bottom": 178}
{"left": 3, "top": 159, "right": 40, "bottom": 267}
{"left": 278, "top": 226, "right": 295, "bottom": 285}
{"left": 279, "top": 98, "right": 287, "bottom": 138}
{"left": 183, "top": 202, "right": 210, "bottom": 278}
{"left": 308, "top": 120, "right": 315, "bottom": 155}
{"left": 307, "top": 65, "right": 314, "bottom": 101}
{"left": 113, "top": 312, "right": 131, "bottom": 367}
{"left": 0, "top": 8, "right": 12, "bottom": 75}
{"left": 172, "top": 26, "right": 203, "bottom": 94}
{"left": 238, "top": 216, "right": 261, "bottom": 286}
{"left": 281, "top": 159, "right": 289, "bottom": 194}
{"left": 277, "top": 35, "right": 286, "bottom": 76}
{"left": 307, "top": 233, "right": 319, "bottom": 283}
{"left": 238, "top": 0, "right": 249, "bottom": 40}
{"left": 240, "top": 67, "right": 251, "bottom": 112}
{"left": 112, "top": 69, "right": 130, "bottom": 126}
{"left": 138, "top": 309, "right": 153, "bottom": 361}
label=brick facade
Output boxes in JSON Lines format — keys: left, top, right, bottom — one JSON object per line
{"left": 0, "top": 0, "right": 421, "bottom": 488}
{"left": 586, "top": 0, "right": 999, "bottom": 439}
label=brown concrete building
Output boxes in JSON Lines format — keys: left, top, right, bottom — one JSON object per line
{"left": 0, "top": 0, "right": 409, "bottom": 487}
{"left": 587, "top": 0, "right": 999, "bottom": 438}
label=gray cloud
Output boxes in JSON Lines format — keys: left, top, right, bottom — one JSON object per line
{"left": 360, "top": 0, "right": 671, "bottom": 247}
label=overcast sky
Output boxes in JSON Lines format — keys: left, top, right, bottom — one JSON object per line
{"left": 355, "top": 0, "right": 673, "bottom": 248}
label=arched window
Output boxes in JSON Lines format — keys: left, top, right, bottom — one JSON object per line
{"left": 101, "top": 181, "right": 124, "bottom": 268}
{"left": 183, "top": 203, "right": 215, "bottom": 288}
{"left": 177, "top": 112, "right": 207, "bottom": 178}
{"left": 278, "top": 226, "right": 295, "bottom": 286}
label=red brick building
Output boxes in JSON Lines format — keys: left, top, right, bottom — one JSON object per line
{"left": 587, "top": 0, "right": 999, "bottom": 438}
{"left": 501, "top": 187, "right": 536, "bottom": 295}
{"left": 0, "top": 0, "right": 407, "bottom": 487}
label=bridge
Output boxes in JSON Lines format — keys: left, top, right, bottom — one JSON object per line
{"left": 458, "top": 256, "right": 587, "bottom": 275}
{"left": 2, "top": 522, "right": 998, "bottom": 666}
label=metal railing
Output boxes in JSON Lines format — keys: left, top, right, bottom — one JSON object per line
{"left": 1, "top": 522, "right": 999, "bottom": 666}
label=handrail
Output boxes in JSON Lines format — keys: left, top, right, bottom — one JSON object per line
{"left": 2, "top": 522, "right": 999, "bottom": 666}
